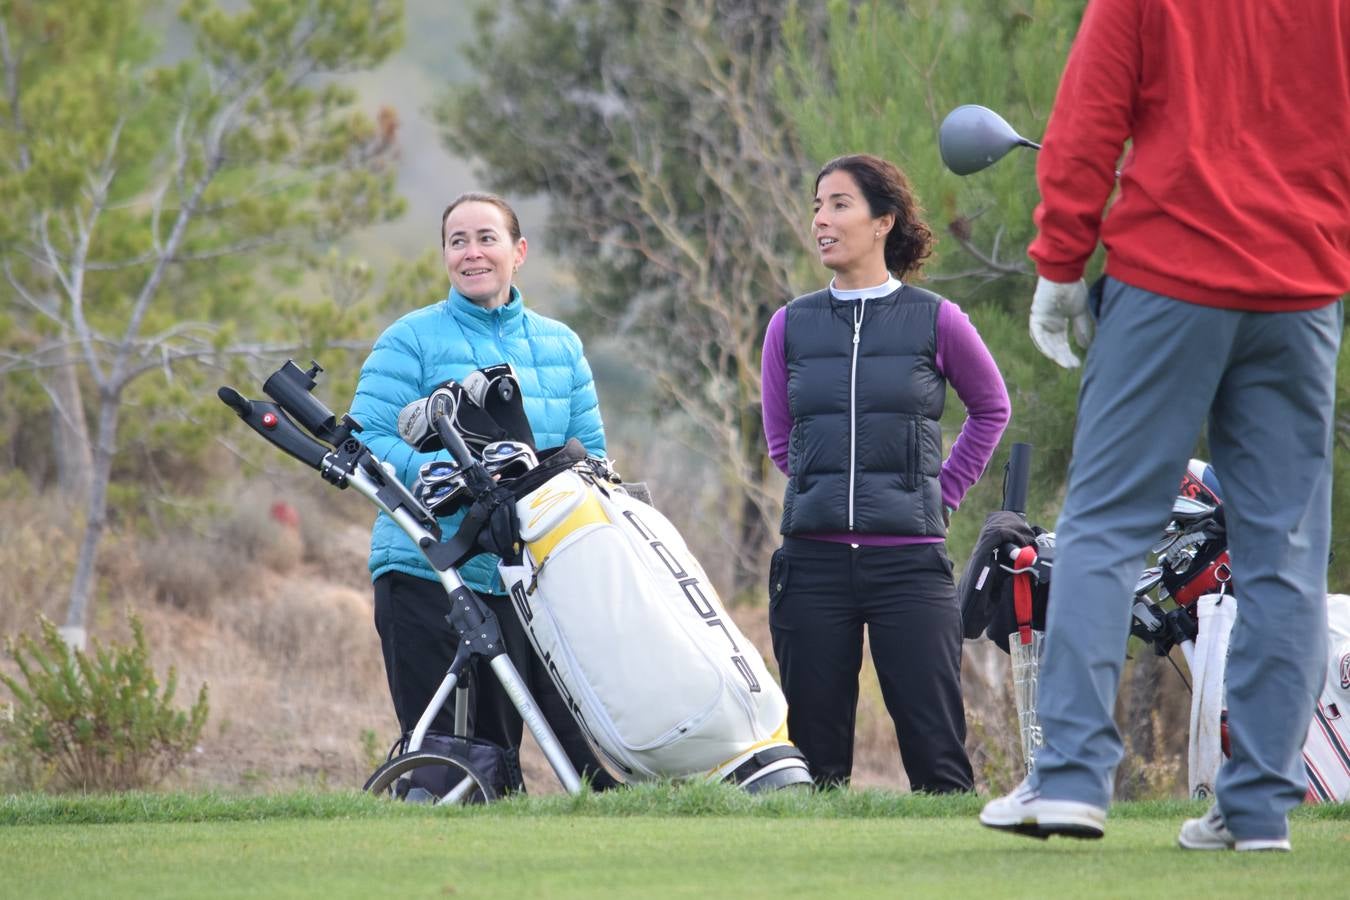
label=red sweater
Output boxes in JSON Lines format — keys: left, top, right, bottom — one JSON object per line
{"left": 1031, "top": 0, "right": 1350, "bottom": 311}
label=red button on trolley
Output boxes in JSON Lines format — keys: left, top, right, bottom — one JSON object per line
{"left": 261, "top": 412, "right": 278, "bottom": 428}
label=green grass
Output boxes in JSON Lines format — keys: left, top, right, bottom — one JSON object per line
{"left": 2, "top": 786, "right": 1347, "bottom": 899}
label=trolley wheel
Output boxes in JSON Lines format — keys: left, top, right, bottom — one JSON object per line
{"left": 363, "top": 751, "right": 498, "bottom": 805}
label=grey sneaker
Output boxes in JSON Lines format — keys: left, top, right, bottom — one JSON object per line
{"left": 979, "top": 778, "right": 1106, "bottom": 840}
{"left": 1177, "top": 805, "right": 1291, "bottom": 852}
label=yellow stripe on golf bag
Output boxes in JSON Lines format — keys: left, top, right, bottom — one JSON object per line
{"left": 522, "top": 476, "right": 610, "bottom": 566}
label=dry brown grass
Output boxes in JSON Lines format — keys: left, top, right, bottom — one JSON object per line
{"left": 136, "top": 535, "right": 233, "bottom": 616}
{"left": 215, "top": 486, "right": 305, "bottom": 575}
{"left": 961, "top": 642, "right": 1027, "bottom": 795}
{"left": 1114, "top": 650, "right": 1191, "bottom": 800}
{"left": 0, "top": 495, "right": 80, "bottom": 637}
{"left": 0, "top": 486, "right": 395, "bottom": 794}
{"left": 0, "top": 482, "right": 1194, "bottom": 798}
{"left": 158, "top": 559, "right": 395, "bottom": 792}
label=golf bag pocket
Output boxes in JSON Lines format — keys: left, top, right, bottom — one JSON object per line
{"left": 499, "top": 469, "right": 789, "bottom": 781}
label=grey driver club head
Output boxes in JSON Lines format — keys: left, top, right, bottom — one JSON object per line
{"left": 938, "top": 104, "right": 1041, "bottom": 176}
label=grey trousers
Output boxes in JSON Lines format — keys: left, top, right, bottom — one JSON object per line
{"left": 1030, "top": 277, "right": 1341, "bottom": 840}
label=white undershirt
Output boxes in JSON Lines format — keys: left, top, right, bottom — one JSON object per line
{"left": 829, "top": 275, "right": 902, "bottom": 301}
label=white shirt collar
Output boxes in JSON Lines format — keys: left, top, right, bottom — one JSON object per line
{"left": 829, "top": 275, "right": 902, "bottom": 301}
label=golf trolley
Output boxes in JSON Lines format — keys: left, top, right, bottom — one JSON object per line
{"left": 962, "top": 445, "right": 1350, "bottom": 802}
{"left": 220, "top": 359, "right": 811, "bottom": 803}
{"left": 220, "top": 361, "right": 582, "bottom": 802}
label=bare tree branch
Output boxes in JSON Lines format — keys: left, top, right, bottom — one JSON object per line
{"left": 945, "top": 220, "right": 1033, "bottom": 277}
{"left": 0, "top": 17, "right": 30, "bottom": 173}
{"left": 4, "top": 259, "right": 62, "bottom": 327}
{"left": 171, "top": 234, "right": 293, "bottom": 263}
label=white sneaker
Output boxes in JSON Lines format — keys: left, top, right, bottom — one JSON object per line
{"left": 979, "top": 779, "right": 1106, "bottom": 840}
{"left": 1177, "top": 805, "right": 1291, "bottom": 852}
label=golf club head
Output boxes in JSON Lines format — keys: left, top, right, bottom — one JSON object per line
{"left": 1134, "top": 566, "right": 1164, "bottom": 597}
{"left": 938, "top": 104, "right": 1039, "bottom": 175}
{"left": 418, "top": 458, "right": 466, "bottom": 487}
{"left": 1170, "top": 495, "right": 1217, "bottom": 526}
{"left": 415, "top": 473, "right": 470, "bottom": 516}
{"left": 480, "top": 440, "right": 538, "bottom": 480}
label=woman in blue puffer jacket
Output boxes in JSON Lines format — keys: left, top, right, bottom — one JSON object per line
{"left": 350, "top": 191, "right": 614, "bottom": 790}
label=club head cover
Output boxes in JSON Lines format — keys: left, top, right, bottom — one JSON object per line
{"left": 398, "top": 382, "right": 461, "bottom": 452}
{"left": 462, "top": 363, "right": 536, "bottom": 451}
{"left": 397, "top": 379, "right": 512, "bottom": 454}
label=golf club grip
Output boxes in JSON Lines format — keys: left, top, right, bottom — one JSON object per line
{"left": 1002, "top": 442, "right": 1032, "bottom": 514}
{"left": 434, "top": 414, "right": 476, "bottom": 469}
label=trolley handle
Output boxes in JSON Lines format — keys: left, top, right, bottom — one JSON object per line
{"left": 217, "top": 386, "right": 330, "bottom": 471}
{"left": 1002, "top": 442, "right": 1032, "bottom": 515}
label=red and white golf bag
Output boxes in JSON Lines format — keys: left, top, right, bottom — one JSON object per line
{"left": 1187, "top": 591, "right": 1350, "bottom": 803}
{"left": 1302, "top": 593, "right": 1350, "bottom": 802}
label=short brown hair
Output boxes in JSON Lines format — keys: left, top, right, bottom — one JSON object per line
{"left": 815, "top": 155, "right": 934, "bottom": 278}
{"left": 440, "top": 191, "right": 522, "bottom": 248}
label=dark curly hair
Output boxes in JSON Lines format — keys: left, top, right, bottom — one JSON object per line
{"left": 815, "top": 154, "right": 934, "bottom": 279}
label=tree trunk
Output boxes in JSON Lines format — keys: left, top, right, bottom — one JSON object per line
{"left": 44, "top": 364, "right": 93, "bottom": 504}
{"left": 735, "top": 486, "right": 769, "bottom": 598}
{"left": 61, "top": 388, "right": 119, "bottom": 650}
{"left": 731, "top": 400, "right": 774, "bottom": 600}
{"left": 1114, "top": 652, "right": 1164, "bottom": 799}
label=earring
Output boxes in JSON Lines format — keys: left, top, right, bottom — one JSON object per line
{"left": 874, "top": 231, "right": 880, "bottom": 239}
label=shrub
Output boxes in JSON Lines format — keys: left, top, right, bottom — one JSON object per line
{"left": 138, "top": 535, "right": 231, "bottom": 616}
{"left": 0, "top": 613, "right": 209, "bottom": 792}
{"left": 216, "top": 492, "right": 303, "bottom": 573}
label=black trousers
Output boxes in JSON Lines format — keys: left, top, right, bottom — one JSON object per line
{"left": 768, "top": 537, "right": 973, "bottom": 793}
{"left": 373, "top": 570, "right": 617, "bottom": 790}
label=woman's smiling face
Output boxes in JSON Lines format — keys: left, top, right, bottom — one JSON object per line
{"left": 442, "top": 200, "right": 527, "bottom": 309}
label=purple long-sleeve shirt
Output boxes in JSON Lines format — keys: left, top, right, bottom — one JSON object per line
{"left": 761, "top": 287, "right": 1010, "bottom": 546}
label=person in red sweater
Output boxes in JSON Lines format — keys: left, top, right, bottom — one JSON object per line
{"left": 980, "top": 0, "right": 1349, "bottom": 851}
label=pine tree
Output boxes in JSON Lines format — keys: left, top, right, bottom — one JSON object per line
{"left": 0, "top": 0, "right": 406, "bottom": 644}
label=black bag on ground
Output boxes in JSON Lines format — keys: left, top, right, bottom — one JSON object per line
{"left": 398, "top": 733, "right": 524, "bottom": 800}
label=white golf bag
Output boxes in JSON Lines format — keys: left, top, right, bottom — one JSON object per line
{"left": 1188, "top": 592, "right": 1350, "bottom": 803}
{"left": 497, "top": 464, "right": 807, "bottom": 789}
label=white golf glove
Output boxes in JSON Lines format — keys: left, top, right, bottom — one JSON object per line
{"left": 1029, "top": 276, "right": 1093, "bottom": 368}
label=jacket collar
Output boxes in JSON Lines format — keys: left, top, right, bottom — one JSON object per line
{"left": 445, "top": 285, "right": 525, "bottom": 334}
